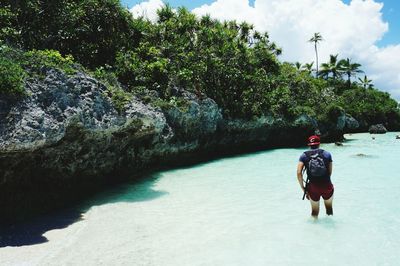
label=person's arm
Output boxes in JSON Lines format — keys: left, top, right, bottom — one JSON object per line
{"left": 297, "top": 161, "right": 305, "bottom": 192}
{"left": 325, "top": 151, "right": 333, "bottom": 177}
{"left": 328, "top": 162, "right": 333, "bottom": 176}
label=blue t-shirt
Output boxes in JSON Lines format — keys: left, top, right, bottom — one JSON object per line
{"left": 299, "top": 149, "right": 332, "bottom": 164}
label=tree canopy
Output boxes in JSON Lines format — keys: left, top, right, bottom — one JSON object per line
{"left": 1, "top": 1, "right": 399, "bottom": 129}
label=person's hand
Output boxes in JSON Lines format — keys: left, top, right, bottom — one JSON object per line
{"left": 302, "top": 187, "right": 310, "bottom": 200}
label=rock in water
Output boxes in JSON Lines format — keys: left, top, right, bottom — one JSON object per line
{"left": 368, "top": 124, "right": 387, "bottom": 134}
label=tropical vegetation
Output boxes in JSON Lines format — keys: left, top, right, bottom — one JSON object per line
{"left": 0, "top": 0, "right": 399, "bottom": 130}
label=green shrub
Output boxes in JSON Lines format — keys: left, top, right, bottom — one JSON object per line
{"left": 0, "top": 56, "right": 25, "bottom": 96}
{"left": 150, "top": 96, "right": 190, "bottom": 113}
{"left": 151, "top": 98, "right": 174, "bottom": 111}
{"left": 93, "top": 65, "right": 120, "bottom": 87}
{"left": 104, "top": 86, "right": 133, "bottom": 114}
{"left": 23, "top": 49, "right": 76, "bottom": 75}
{"left": 340, "top": 87, "right": 400, "bottom": 127}
{"left": 290, "top": 106, "right": 317, "bottom": 118}
{"left": 94, "top": 66, "right": 133, "bottom": 113}
{"left": 115, "top": 45, "right": 169, "bottom": 96}
{"left": 326, "top": 104, "right": 344, "bottom": 123}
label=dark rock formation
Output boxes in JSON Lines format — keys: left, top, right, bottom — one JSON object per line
{"left": 345, "top": 115, "right": 360, "bottom": 131}
{"left": 368, "top": 124, "right": 387, "bottom": 134}
{"left": 318, "top": 111, "right": 359, "bottom": 142}
{"left": 0, "top": 69, "right": 354, "bottom": 224}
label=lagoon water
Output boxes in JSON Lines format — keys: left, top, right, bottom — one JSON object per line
{"left": 1, "top": 133, "right": 400, "bottom": 266}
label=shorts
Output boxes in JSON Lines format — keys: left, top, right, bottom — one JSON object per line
{"left": 307, "top": 182, "right": 334, "bottom": 201}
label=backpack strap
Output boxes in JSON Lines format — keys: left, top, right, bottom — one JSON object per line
{"left": 303, "top": 151, "right": 313, "bottom": 174}
{"left": 316, "top": 149, "right": 329, "bottom": 166}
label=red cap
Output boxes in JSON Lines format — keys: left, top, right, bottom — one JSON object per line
{"left": 307, "top": 135, "right": 320, "bottom": 146}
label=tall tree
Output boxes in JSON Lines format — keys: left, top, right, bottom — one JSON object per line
{"left": 308, "top": 32, "right": 323, "bottom": 77}
{"left": 339, "top": 58, "right": 363, "bottom": 88}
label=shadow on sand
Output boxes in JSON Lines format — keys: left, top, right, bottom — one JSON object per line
{"left": 0, "top": 173, "right": 168, "bottom": 248}
{"left": 0, "top": 148, "right": 279, "bottom": 248}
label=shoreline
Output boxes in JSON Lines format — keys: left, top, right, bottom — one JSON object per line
{"left": 0, "top": 70, "right": 369, "bottom": 225}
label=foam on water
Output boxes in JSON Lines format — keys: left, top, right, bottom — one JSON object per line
{"left": 1, "top": 133, "right": 400, "bottom": 265}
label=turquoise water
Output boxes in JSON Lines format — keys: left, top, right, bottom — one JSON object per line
{"left": 1, "top": 133, "right": 400, "bottom": 265}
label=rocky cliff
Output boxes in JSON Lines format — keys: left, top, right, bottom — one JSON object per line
{"left": 0, "top": 69, "right": 358, "bottom": 224}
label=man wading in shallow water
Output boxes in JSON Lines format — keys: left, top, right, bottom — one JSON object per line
{"left": 297, "top": 135, "right": 334, "bottom": 218}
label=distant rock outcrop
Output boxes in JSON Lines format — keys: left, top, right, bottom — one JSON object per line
{"left": 368, "top": 124, "right": 387, "bottom": 134}
{"left": 345, "top": 115, "right": 360, "bottom": 130}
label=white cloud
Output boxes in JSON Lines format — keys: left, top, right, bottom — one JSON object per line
{"left": 130, "top": 0, "right": 400, "bottom": 100}
{"left": 364, "top": 45, "right": 400, "bottom": 99}
{"left": 129, "top": 0, "right": 164, "bottom": 22}
{"left": 194, "top": 0, "right": 258, "bottom": 23}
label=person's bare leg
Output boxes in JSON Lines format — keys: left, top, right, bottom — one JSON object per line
{"left": 324, "top": 196, "right": 333, "bottom": 215}
{"left": 310, "top": 199, "right": 320, "bottom": 218}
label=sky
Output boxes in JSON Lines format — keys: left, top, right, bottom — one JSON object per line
{"left": 121, "top": 0, "right": 400, "bottom": 100}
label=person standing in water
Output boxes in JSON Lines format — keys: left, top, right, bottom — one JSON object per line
{"left": 297, "top": 135, "right": 334, "bottom": 218}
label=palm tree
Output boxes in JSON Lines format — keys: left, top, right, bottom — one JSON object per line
{"left": 319, "top": 54, "right": 342, "bottom": 80}
{"left": 302, "top": 62, "right": 314, "bottom": 75}
{"left": 358, "top": 75, "right": 373, "bottom": 89}
{"left": 294, "top": 62, "right": 302, "bottom": 71}
{"left": 308, "top": 33, "right": 323, "bottom": 77}
{"left": 338, "top": 58, "right": 363, "bottom": 88}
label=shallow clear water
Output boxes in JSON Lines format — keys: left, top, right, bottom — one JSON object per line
{"left": 1, "top": 133, "right": 400, "bottom": 266}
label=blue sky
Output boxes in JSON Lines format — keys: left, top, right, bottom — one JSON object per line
{"left": 376, "top": 1, "right": 400, "bottom": 46}
{"left": 121, "top": 0, "right": 399, "bottom": 48}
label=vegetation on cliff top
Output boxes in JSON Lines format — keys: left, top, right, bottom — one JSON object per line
{"left": 1, "top": 0, "right": 399, "bottom": 129}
